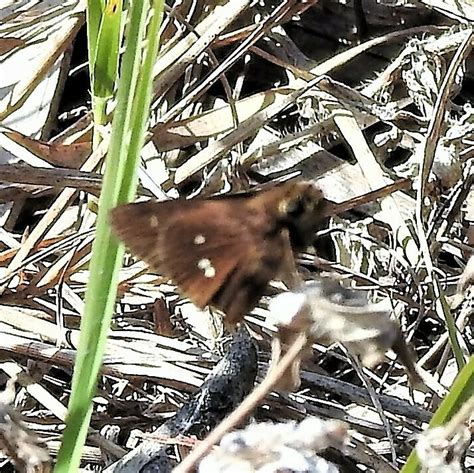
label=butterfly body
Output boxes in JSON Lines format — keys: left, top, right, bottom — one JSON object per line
{"left": 110, "top": 181, "right": 327, "bottom": 326}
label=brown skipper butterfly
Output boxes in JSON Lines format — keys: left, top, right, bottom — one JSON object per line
{"left": 110, "top": 179, "right": 409, "bottom": 327}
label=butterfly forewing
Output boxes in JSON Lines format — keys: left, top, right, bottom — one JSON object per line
{"left": 110, "top": 195, "right": 285, "bottom": 317}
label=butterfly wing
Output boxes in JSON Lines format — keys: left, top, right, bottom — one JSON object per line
{"left": 209, "top": 234, "right": 286, "bottom": 325}
{"left": 110, "top": 197, "right": 284, "bottom": 318}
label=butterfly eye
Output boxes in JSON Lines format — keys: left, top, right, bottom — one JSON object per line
{"left": 285, "top": 195, "right": 312, "bottom": 219}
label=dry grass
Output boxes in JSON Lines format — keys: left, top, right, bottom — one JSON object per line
{"left": 0, "top": 1, "right": 472, "bottom": 471}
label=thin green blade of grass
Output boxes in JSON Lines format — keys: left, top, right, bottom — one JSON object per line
{"left": 54, "top": 0, "right": 165, "bottom": 470}
{"left": 85, "top": 0, "right": 104, "bottom": 68}
{"left": 92, "top": 0, "right": 123, "bottom": 101}
{"left": 89, "top": 0, "right": 124, "bottom": 146}
{"left": 120, "top": 0, "right": 165, "bottom": 195}
{"left": 439, "top": 286, "right": 466, "bottom": 370}
{"left": 401, "top": 355, "right": 474, "bottom": 473}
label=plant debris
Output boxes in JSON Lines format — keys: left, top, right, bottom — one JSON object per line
{"left": 0, "top": 1, "right": 472, "bottom": 471}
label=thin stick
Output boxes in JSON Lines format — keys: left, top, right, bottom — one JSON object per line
{"left": 322, "top": 178, "right": 411, "bottom": 218}
{"left": 172, "top": 333, "right": 308, "bottom": 473}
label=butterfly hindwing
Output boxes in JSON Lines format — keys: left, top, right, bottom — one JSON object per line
{"left": 209, "top": 231, "right": 288, "bottom": 325}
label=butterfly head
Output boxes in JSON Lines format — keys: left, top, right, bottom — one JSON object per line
{"left": 277, "top": 181, "right": 327, "bottom": 249}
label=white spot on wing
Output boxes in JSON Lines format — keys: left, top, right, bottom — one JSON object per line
{"left": 149, "top": 215, "right": 159, "bottom": 228}
{"left": 194, "top": 234, "right": 206, "bottom": 245}
{"left": 197, "top": 258, "right": 216, "bottom": 278}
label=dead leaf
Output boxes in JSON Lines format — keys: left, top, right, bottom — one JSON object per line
{"left": 5, "top": 130, "right": 91, "bottom": 168}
